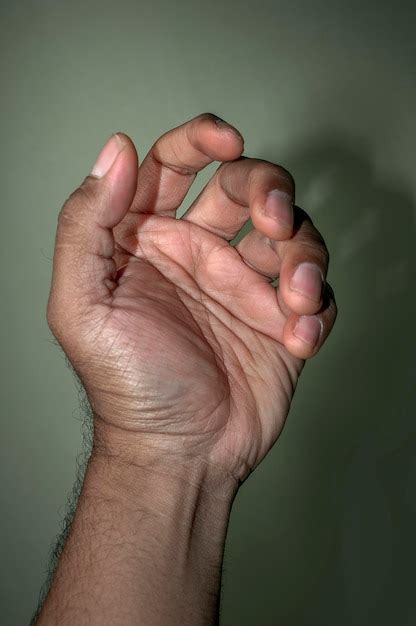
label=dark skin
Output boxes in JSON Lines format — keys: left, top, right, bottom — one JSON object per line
{"left": 37, "top": 113, "right": 337, "bottom": 625}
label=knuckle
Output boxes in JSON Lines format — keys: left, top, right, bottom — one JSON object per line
{"left": 296, "top": 218, "right": 330, "bottom": 266}
{"left": 152, "top": 135, "right": 196, "bottom": 176}
{"left": 271, "top": 163, "right": 295, "bottom": 190}
{"left": 297, "top": 237, "right": 329, "bottom": 268}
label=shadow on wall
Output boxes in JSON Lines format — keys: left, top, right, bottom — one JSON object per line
{"left": 225, "top": 132, "right": 416, "bottom": 626}
{"left": 287, "top": 133, "right": 416, "bottom": 626}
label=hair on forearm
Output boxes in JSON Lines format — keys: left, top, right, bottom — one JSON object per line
{"left": 30, "top": 359, "right": 94, "bottom": 625}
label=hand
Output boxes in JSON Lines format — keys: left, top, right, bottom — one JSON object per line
{"left": 47, "top": 113, "right": 337, "bottom": 486}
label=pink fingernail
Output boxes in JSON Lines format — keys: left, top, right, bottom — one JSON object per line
{"left": 91, "top": 133, "right": 124, "bottom": 178}
{"left": 293, "top": 315, "right": 322, "bottom": 347}
{"left": 263, "top": 189, "right": 293, "bottom": 228}
{"left": 290, "top": 263, "right": 323, "bottom": 302}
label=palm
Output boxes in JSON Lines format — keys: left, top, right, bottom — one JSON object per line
{"left": 88, "top": 213, "right": 303, "bottom": 478}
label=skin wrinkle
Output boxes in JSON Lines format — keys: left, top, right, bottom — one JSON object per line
{"left": 190, "top": 287, "right": 229, "bottom": 375}
{"left": 92, "top": 224, "right": 116, "bottom": 259}
{"left": 171, "top": 279, "right": 228, "bottom": 373}
{"left": 157, "top": 248, "right": 250, "bottom": 343}
{"left": 130, "top": 230, "right": 280, "bottom": 344}
{"left": 149, "top": 115, "right": 221, "bottom": 180}
{"left": 170, "top": 295, "right": 236, "bottom": 453}
{"left": 215, "top": 323, "right": 297, "bottom": 466}
{"left": 241, "top": 255, "right": 277, "bottom": 281}
{"left": 117, "top": 296, "right": 219, "bottom": 376}
{"left": 126, "top": 242, "right": 283, "bottom": 387}
{"left": 286, "top": 237, "right": 330, "bottom": 265}
{"left": 151, "top": 142, "right": 200, "bottom": 178}
{"left": 217, "top": 392, "right": 256, "bottom": 480}
{"left": 188, "top": 225, "right": 206, "bottom": 278}
{"left": 220, "top": 158, "right": 289, "bottom": 205}
{"left": 173, "top": 294, "right": 270, "bottom": 474}
{"left": 174, "top": 291, "right": 232, "bottom": 441}
{"left": 90, "top": 316, "right": 228, "bottom": 433}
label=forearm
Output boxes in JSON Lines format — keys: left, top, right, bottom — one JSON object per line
{"left": 36, "top": 446, "right": 237, "bottom": 626}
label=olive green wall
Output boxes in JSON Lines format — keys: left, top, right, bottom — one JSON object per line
{"left": 1, "top": 1, "right": 415, "bottom": 624}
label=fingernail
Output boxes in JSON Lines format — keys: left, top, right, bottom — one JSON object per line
{"left": 263, "top": 189, "right": 293, "bottom": 227}
{"left": 293, "top": 315, "right": 322, "bottom": 347}
{"left": 91, "top": 133, "right": 124, "bottom": 178}
{"left": 290, "top": 262, "right": 323, "bottom": 302}
{"left": 214, "top": 117, "right": 243, "bottom": 140}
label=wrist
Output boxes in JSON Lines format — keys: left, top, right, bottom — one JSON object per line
{"left": 82, "top": 447, "right": 237, "bottom": 624}
{"left": 92, "top": 418, "right": 240, "bottom": 502}
{"left": 40, "top": 441, "right": 237, "bottom": 626}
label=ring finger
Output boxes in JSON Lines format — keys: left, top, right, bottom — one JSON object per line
{"left": 236, "top": 207, "right": 330, "bottom": 316}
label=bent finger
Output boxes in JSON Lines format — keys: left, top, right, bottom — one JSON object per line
{"left": 130, "top": 112, "right": 244, "bottom": 216}
{"left": 183, "top": 157, "right": 295, "bottom": 241}
{"left": 237, "top": 207, "right": 329, "bottom": 315}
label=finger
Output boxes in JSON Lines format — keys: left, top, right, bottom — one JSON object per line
{"left": 182, "top": 157, "right": 295, "bottom": 241}
{"left": 278, "top": 208, "right": 329, "bottom": 315}
{"left": 130, "top": 112, "right": 244, "bottom": 216}
{"left": 47, "top": 133, "right": 139, "bottom": 335}
{"left": 236, "top": 207, "right": 329, "bottom": 315}
{"left": 282, "top": 282, "right": 338, "bottom": 359}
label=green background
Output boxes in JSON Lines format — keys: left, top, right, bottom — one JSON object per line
{"left": 1, "top": 1, "right": 415, "bottom": 624}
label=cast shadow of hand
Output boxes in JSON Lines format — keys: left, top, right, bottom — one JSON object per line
{"left": 226, "top": 131, "right": 416, "bottom": 626}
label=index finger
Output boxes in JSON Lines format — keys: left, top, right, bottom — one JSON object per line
{"left": 130, "top": 112, "right": 244, "bottom": 216}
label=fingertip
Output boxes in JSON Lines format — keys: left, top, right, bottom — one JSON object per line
{"left": 213, "top": 116, "right": 244, "bottom": 142}
{"left": 96, "top": 132, "right": 139, "bottom": 227}
{"left": 278, "top": 259, "right": 326, "bottom": 315}
{"left": 201, "top": 114, "right": 244, "bottom": 161}
{"left": 114, "top": 131, "right": 138, "bottom": 150}
{"left": 103, "top": 133, "right": 138, "bottom": 185}
{"left": 114, "top": 132, "right": 139, "bottom": 168}
{"left": 283, "top": 313, "right": 323, "bottom": 359}
{"left": 251, "top": 189, "right": 294, "bottom": 241}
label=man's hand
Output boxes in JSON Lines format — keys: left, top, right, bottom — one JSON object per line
{"left": 47, "top": 112, "right": 336, "bottom": 486}
{"left": 38, "top": 113, "right": 337, "bottom": 625}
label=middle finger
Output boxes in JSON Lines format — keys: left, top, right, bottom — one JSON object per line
{"left": 182, "top": 156, "right": 296, "bottom": 241}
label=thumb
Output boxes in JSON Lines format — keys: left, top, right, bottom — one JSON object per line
{"left": 47, "top": 133, "right": 139, "bottom": 336}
